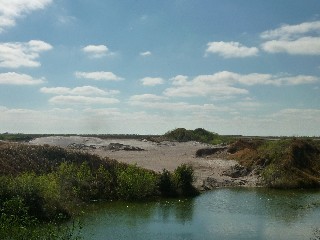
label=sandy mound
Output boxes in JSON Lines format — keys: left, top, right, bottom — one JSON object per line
{"left": 30, "top": 136, "right": 260, "bottom": 190}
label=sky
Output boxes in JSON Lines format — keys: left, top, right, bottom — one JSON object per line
{"left": 0, "top": 0, "right": 320, "bottom": 136}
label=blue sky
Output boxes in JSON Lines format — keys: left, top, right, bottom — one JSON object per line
{"left": 0, "top": 0, "right": 320, "bottom": 136}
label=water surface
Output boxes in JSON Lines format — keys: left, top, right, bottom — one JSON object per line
{"left": 79, "top": 188, "right": 320, "bottom": 240}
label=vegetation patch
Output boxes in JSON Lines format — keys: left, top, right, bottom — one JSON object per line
{"left": 163, "top": 128, "right": 228, "bottom": 145}
{"left": 0, "top": 141, "right": 197, "bottom": 239}
{"left": 229, "top": 138, "right": 320, "bottom": 188}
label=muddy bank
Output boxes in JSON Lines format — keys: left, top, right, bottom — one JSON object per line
{"left": 30, "top": 136, "right": 261, "bottom": 191}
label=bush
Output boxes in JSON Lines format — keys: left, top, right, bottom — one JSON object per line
{"left": 173, "top": 164, "right": 198, "bottom": 196}
{"left": 164, "top": 128, "right": 223, "bottom": 144}
{"left": 0, "top": 197, "right": 81, "bottom": 240}
{"left": 116, "top": 165, "right": 158, "bottom": 200}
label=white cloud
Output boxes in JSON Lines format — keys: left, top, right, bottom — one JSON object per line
{"left": 171, "top": 75, "right": 188, "bottom": 86}
{"left": 82, "top": 45, "right": 109, "bottom": 58}
{"left": 260, "top": 21, "right": 320, "bottom": 40}
{"left": 164, "top": 71, "right": 319, "bottom": 98}
{"left": 75, "top": 71, "right": 124, "bottom": 81}
{"left": 0, "top": 72, "right": 45, "bottom": 85}
{"left": 49, "top": 95, "right": 119, "bottom": 105}
{"left": 0, "top": 40, "right": 53, "bottom": 68}
{"left": 164, "top": 72, "right": 248, "bottom": 98}
{"left": 237, "top": 73, "right": 319, "bottom": 86}
{"left": 205, "top": 41, "right": 259, "bottom": 58}
{"left": 0, "top": 0, "right": 52, "bottom": 33}
{"left": 140, "top": 51, "right": 152, "bottom": 56}
{"left": 261, "top": 21, "right": 320, "bottom": 55}
{"left": 261, "top": 37, "right": 320, "bottom": 55}
{"left": 140, "top": 77, "right": 164, "bottom": 86}
{"left": 40, "top": 86, "right": 119, "bottom": 96}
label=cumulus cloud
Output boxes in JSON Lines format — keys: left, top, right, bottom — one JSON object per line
{"left": 164, "top": 71, "right": 318, "bottom": 98}
{"left": 205, "top": 41, "right": 259, "bottom": 58}
{"left": 82, "top": 45, "right": 109, "bottom": 58}
{"left": 140, "top": 51, "right": 152, "bottom": 56}
{"left": 0, "top": 0, "right": 52, "bottom": 32}
{"left": 0, "top": 72, "right": 45, "bottom": 85}
{"left": 49, "top": 95, "right": 119, "bottom": 105}
{"left": 140, "top": 77, "right": 164, "bottom": 86}
{"left": 75, "top": 71, "right": 124, "bottom": 81}
{"left": 40, "top": 86, "right": 119, "bottom": 96}
{"left": 0, "top": 40, "right": 53, "bottom": 68}
{"left": 261, "top": 21, "right": 320, "bottom": 55}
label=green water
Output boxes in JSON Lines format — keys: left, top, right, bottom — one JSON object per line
{"left": 79, "top": 188, "right": 320, "bottom": 240}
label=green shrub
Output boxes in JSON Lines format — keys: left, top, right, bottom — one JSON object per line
{"left": 116, "top": 165, "right": 158, "bottom": 200}
{"left": 0, "top": 197, "right": 81, "bottom": 240}
{"left": 164, "top": 128, "right": 224, "bottom": 144}
{"left": 173, "top": 164, "right": 198, "bottom": 196}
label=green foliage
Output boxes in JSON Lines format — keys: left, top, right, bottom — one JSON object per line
{"left": 0, "top": 142, "right": 199, "bottom": 238}
{"left": 116, "top": 164, "right": 158, "bottom": 200}
{"left": 0, "top": 197, "right": 82, "bottom": 240}
{"left": 158, "top": 165, "right": 198, "bottom": 197}
{"left": 164, "top": 128, "right": 224, "bottom": 145}
{"left": 173, "top": 164, "right": 198, "bottom": 196}
{"left": 159, "top": 169, "right": 176, "bottom": 197}
{"left": 56, "top": 162, "right": 113, "bottom": 202}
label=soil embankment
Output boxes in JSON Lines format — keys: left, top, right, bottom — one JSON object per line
{"left": 30, "top": 136, "right": 261, "bottom": 191}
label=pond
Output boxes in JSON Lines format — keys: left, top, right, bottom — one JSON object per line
{"left": 79, "top": 188, "right": 320, "bottom": 240}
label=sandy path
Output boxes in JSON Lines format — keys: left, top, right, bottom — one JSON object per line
{"left": 30, "top": 136, "right": 260, "bottom": 190}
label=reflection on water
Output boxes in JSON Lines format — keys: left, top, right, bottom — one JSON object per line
{"left": 79, "top": 188, "right": 320, "bottom": 240}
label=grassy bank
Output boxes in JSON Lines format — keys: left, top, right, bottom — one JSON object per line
{"left": 0, "top": 141, "right": 197, "bottom": 239}
{"left": 229, "top": 138, "right": 320, "bottom": 188}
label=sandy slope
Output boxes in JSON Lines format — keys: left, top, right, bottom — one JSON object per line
{"left": 30, "top": 136, "right": 260, "bottom": 190}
